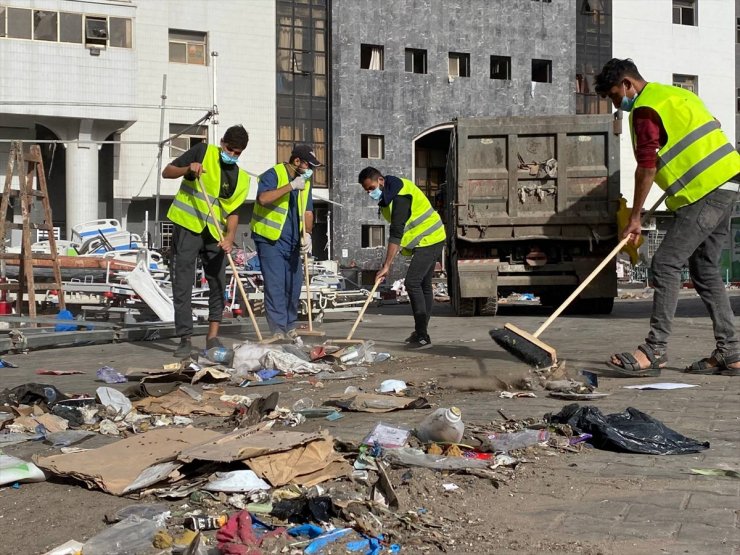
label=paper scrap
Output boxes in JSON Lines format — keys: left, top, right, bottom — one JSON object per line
{"left": 134, "top": 389, "right": 232, "bottom": 416}
{"left": 203, "top": 470, "right": 271, "bottom": 493}
{"left": 324, "top": 393, "right": 430, "bottom": 413}
{"left": 362, "top": 422, "right": 411, "bottom": 448}
{"left": 623, "top": 383, "right": 699, "bottom": 390}
{"left": 442, "top": 483, "right": 459, "bottom": 491}
{"left": 690, "top": 468, "right": 740, "bottom": 479}
{"left": 36, "top": 370, "right": 85, "bottom": 376}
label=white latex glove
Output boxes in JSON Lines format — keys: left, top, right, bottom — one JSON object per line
{"left": 290, "top": 176, "right": 306, "bottom": 191}
{"left": 300, "top": 232, "right": 312, "bottom": 255}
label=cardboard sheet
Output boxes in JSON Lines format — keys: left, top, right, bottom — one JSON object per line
{"left": 324, "top": 393, "right": 430, "bottom": 413}
{"left": 178, "top": 425, "right": 324, "bottom": 463}
{"left": 134, "top": 389, "right": 232, "bottom": 416}
{"left": 34, "top": 427, "right": 221, "bottom": 495}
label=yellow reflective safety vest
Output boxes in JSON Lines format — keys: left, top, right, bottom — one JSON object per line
{"left": 380, "top": 178, "right": 446, "bottom": 256}
{"left": 630, "top": 82, "right": 740, "bottom": 211}
{"left": 167, "top": 144, "right": 251, "bottom": 238}
{"left": 250, "top": 163, "right": 311, "bottom": 241}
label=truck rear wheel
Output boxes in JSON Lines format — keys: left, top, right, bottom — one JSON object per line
{"left": 478, "top": 296, "right": 498, "bottom": 316}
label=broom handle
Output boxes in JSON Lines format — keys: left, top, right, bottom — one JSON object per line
{"left": 533, "top": 193, "right": 666, "bottom": 339}
{"left": 196, "top": 177, "right": 263, "bottom": 342}
{"left": 346, "top": 279, "right": 381, "bottom": 341}
{"left": 302, "top": 208, "right": 314, "bottom": 331}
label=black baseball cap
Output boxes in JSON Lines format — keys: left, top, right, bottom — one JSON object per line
{"left": 290, "top": 144, "right": 322, "bottom": 167}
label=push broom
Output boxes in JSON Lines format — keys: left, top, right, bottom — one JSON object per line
{"left": 298, "top": 206, "right": 325, "bottom": 337}
{"left": 490, "top": 193, "right": 666, "bottom": 368}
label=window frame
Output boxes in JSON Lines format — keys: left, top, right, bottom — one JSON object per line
{"left": 448, "top": 52, "right": 470, "bottom": 78}
{"left": 361, "top": 225, "right": 386, "bottom": 248}
{"left": 361, "top": 134, "right": 385, "bottom": 160}
{"left": 405, "top": 48, "right": 428, "bottom": 74}
{"left": 360, "top": 43, "right": 384, "bottom": 70}
{"left": 672, "top": 73, "right": 698, "bottom": 94}
{"left": 490, "top": 55, "right": 512, "bottom": 80}
{"left": 531, "top": 58, "right": 553, "bottom": 83}
{"left": 168, "top": 29, "right": 208, "bottom": 65}
{"left": 168, "top": 123, "right": 208, "bottom": 158}
{"left": 672, "top": 0, "right": 697, "bottom": 26}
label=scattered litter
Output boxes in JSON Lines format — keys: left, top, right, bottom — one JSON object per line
{"left": 376, "top": 379, "right": 407, "bottom": 394}
{"left": 548, "top": 404, "right": 709, "bottom": 455}
{"left": 499, "top": 391, "right": 537, "bottom": 399}
{"left": 363, "top": 422, "right": 411, "bottom": 448}
{"left": 325, "top": 411, "right": 343, "bottom": 421}
{"left": 203, "top": 470, "right": 271, "bottom": 493}
{"left": 0, "top": 358, "right": 18, "bottom": 368}
{"left": 36, "top": 369, "right": 85, "bottom": 376}
{"left": 623, "top": 383, "right": 699, "bottom": 390}
{"left": 41, "top": 540, "right": 84, "bottom": 555}
{"left": 416, "top": 407, "right": 465, "bottom": 443}
{"left": 134, "top": 389, "right": 232, "bottom": 416}
{"left": 296, "top": 407, "right": 336, "bottom": 419}
{"left": 96, "top": 366, "right": 127, "bottom": 384}
{"left": 690, "top": 468, "right": 740, "bottom": 479}
{"left": 442, "top": 482, "right": 459, "bottom": 491}
{"left": 0, "top": 383, "right": 67, "bottom": 407}
{"left": 217, "top": 511, "right": 287, "bottom": 554}
{"left": 548, "top": 391, "right": 610, "bottom": 400}
{"left": 260, "top": 350, "right": 331, "bottom": 375}
{"left": 111, "top": 503, "right": 171, "bottom": 524}
{"left": 257, "top": 369, "right": 281, "bottom": 380}
{"left": 191, "top": 366, "right": 232, "bottom": 384}
{"left": 483, "top": 429, "right": 549, "bottom": 452}
{"left": 0, "top": 454, "right": 46, "bottom": 485}
{"left": 383, "top": 447, "right": 489, "bottom": 470}
{"left": 82, "top": 516, "right": 162, "bottom": 555}
{"left": 325, "top": 392, "right": 430, "bottom": 413}
{"left": 44, "top": 430, "right": 95, "bottom": 447}
{"left": 96, "top": 386, "right": 132, "bottom": 417}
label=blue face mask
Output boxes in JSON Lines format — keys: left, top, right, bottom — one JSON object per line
{"left": 220, "top": 150, "right": 239, "bottom": 165}
{"left": 368, "top": 187, "right": 382, "bottom": 201}
{"left": 620, "top": 85, "right": 637, "bottom": 112}
{"left": 302, "top": 168, "right": 313, "bottom": 180}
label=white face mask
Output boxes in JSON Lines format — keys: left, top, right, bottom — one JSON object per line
{"left": 368, "top": 187, "right": 382, "bottom": 201}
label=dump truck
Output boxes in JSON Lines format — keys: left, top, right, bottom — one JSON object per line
{"left": 445, "top": 115, "right": 620, "bottom": 316}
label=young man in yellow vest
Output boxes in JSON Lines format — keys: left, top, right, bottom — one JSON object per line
{"left": 359, "top": 167, "right": 447, "bottom": 350}
{"left": 163, "top": 125, "right": 251, "bottom": 358}
{"left": 250, "top": 144, "right": 320, "bottom": 342}
{"left": 595, "top": 59, "right": 740, "bottom": 377}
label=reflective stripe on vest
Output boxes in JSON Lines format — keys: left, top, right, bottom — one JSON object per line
{"left": 630, "top": 83, "right": 740, "bottom": 211}
{"left": 380, "top": 178, "right": 446, "bottom": 255}
{"left": 167, "top": 144, "right": 250, "bottom": 237}
{"left": 250, "top": 163, "right": 310, "bottom": 241}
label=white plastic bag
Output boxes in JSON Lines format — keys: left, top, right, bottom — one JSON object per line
{"left": 0, "top": 454, "right": 46, "bottom": 485}
{"left": 232, "top": 342, "right": 281, "bottom": 375}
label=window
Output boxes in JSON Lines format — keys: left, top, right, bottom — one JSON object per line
{"left": 168, "top": 124, "right": 207, "bottom": 157}
{"left": 7, "top": 7, "right": 32, "bottom": 39}
{"left": 673, "top": 73, "right": 697, "bottom": 94}
{"left": 33, "top": 11, "right": 57, "bottom": 41}
{"left": 448, "top": 52, "right": 470, "bottom": 78}
{"left": 361, "top": 135, "right": 384, "bottom": 159}
{"left": 85, "top": 16, "right": 108, "bottom": 48}
{"left": 490, "top": 55, "right": 511, "bottom": 80}
{"left": 362, "top": 225, "right": 386, "bottom": 248}
{"left": 169, "top": 29, "right": 207, "bottom": 65}
{"left": 109, "top": 17, "right": 132, "bottom": 48}
{"left": 673, "top": 0, "right": 696, "bottom": 26}
{"left": 60, "top": 12, "right": 82, "bottom": 43}
{"left": 532, "top": 59, "right": 552, "bottom": 83}
{"left": 361, "top": 44, "right": 384, "bottom": 70}
{"left": 405, "top": 48, "right": 427, "bottom": 74}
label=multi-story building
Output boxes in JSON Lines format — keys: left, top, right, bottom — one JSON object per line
{"left": 0, "top": 0, "right": 277, "bottom": 251}
{"left": 329, "top": 0, "right": 576, "bottom": 276}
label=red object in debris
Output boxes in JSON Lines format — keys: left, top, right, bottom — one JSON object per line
{"left": 103, "top": 291, "right": 115, "bottom": 299}
{"left": 0, "top": 277, "right": 11, "bottom": 315}
{"left": 232, "top": 308, "right": 243, "bottom": 317}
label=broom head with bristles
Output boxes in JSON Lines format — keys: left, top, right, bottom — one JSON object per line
{"left": 489, "top": 323, "right": 557, "bottom": 368}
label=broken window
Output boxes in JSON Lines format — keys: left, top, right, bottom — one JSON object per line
{"left": 33, "top": 10, "right": 57, "bottom": 41}
{"left": 361, "top": 135, "right": 384, "bottom": 160}
{"left": 673, "top": 0, "right": 696, "bottom": 26}
{"left": 405, "top": 48, "right": 427, "bottom": 74}
{"left": 169, "top": 29, "right": 207, "bottom": 65}
{"left": 362, "top": 225, "right": 386, "bottom": 248}
{"left": 532, "top": 59, "right": 552, "bottom": 83}
{"left": 673, "top": 74, "right": 697, "bottom": 94}
{"left": 490, "top": 55, "right": 512, "bottom": 80}
{"left": 361, "top": 44, "right": 384, "bottom": 70}
{"left": 7, "top": 7, "right": 32, "bottom": 39}
{"left": 448, "top": 52, "right": 470, "bottom": 78}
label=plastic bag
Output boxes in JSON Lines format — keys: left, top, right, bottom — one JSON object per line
{"left": 0, "top": 454, "right": 46, "bottom": 485}
{"left": 82, "top": 516, "right": 162, "bottom": 555}
{"left": 232, "top": 342, "right": 281, "bottom": 374}
{"left": 383, "top": 447, "right": 488, "bottom": 470}
{"left": 547, "top": 404, "right": 709, "bottom": 455}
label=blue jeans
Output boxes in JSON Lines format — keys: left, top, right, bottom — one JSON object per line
{"left": 256, "top": 241, "right": 302, "bottom": 334}
{"left": 647, "top": 186, "right": 739, "bottom": 358}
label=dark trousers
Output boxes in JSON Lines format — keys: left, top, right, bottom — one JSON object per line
{"left": 647, "top": 186, "right": 739, "bottom": 358}
{"left": 405, "top": 242, "right": 444, "bottom": 338}
{"left": 256, "top": 241, "right": 302, "bottom": 334}
{"left": 172, "top": 225, "right": 226, "bottom": 338}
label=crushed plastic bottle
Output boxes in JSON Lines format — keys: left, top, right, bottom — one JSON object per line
{"left": 203, "top": 347, "right": 235, "bottom": 366}
{"left": 184, "top": 514, "right": 228, "bottom": 531}
{"left": 416, "top": 407, "right": 465, "bottom": 444}
{"left": 483, "top": 429, "right": 550, "bottom": 452}
{"left": 96, "top": 366, "right": 127, "bottom": 384}
{"left": 292, "top": 398, "right": 314, "bottom": 412}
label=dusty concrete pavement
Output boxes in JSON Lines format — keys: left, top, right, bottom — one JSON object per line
{"left": 0, "top": 291, "right": 739, "bottom": 554}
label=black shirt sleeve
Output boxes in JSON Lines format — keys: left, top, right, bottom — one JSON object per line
{"left": 388, "top": 194, "right": 412, "bottom": 245}
{"left": 171, "top": 141, "right": 207, "bottom": 167}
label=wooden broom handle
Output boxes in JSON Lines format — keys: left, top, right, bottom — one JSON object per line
{"left": 346, "top": 280, "right": 381, "bottom": 341}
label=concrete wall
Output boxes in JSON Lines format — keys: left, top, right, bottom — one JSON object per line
{"left": 612, "top": 0, "right": 737, "bottom": 208}
{"left": 330, "top": 0, "right": 576, "bottom": 273}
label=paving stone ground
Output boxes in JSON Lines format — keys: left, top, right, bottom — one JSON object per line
{"left": 0, "top": 290, "right": 738, "bottom": 554}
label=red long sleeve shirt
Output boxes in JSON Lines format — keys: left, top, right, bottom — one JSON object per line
{"left": 631, "top": 106, "right": 667, "bottom": 169}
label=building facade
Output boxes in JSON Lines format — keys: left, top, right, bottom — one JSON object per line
{"left": 329, "top": 0, "right": 576, "bottom": 277}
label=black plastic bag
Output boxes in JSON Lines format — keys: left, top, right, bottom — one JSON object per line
{"left": 0, "top": 383, "right": 68, "bottom": 408}
{"left": 547, "top": 404, "right": 709, "bottom": 455}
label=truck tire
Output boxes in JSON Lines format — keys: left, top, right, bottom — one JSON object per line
{"left": 478, "top": 296, "right": 498, "bottom": 316}
{"left": 458, "top": 297, "right": 477, "bottom": 317}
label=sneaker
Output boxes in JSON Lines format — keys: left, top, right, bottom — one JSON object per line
{"left": 286, "top": 329, "right": 299, "bottom": 340}
{"left": 265, "top": 332, "right": 286, "bottom": 343}
{"left": 173, "top": 337, "right": 194, "bottom": 358}
{"left": 404, "top": 332, "right": 418, "bottom": 344}
{"left": 206, "top": 336, "right": 224, "bottom": 350}
{"left": 406, "top": 335, "right": 432, "bottom": 350}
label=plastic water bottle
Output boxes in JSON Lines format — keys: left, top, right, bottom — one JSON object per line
{"left": 484, "top": 429, "right": 549, "bottom": 452}
{"left": 416, "top": 407, "right": 465, "bottom": 444}
{"left": 203, "top": 347, "right": 235, "bottom": 366}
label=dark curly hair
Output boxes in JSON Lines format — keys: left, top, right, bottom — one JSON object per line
{"left": 594, "top": 58, "right": 644, "bottom": 97}
{"left": 358, "top": 166, "right": 382, "bottom": 184}
{"left": 223, "top": 125, "right": 249, "bottom": 150}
